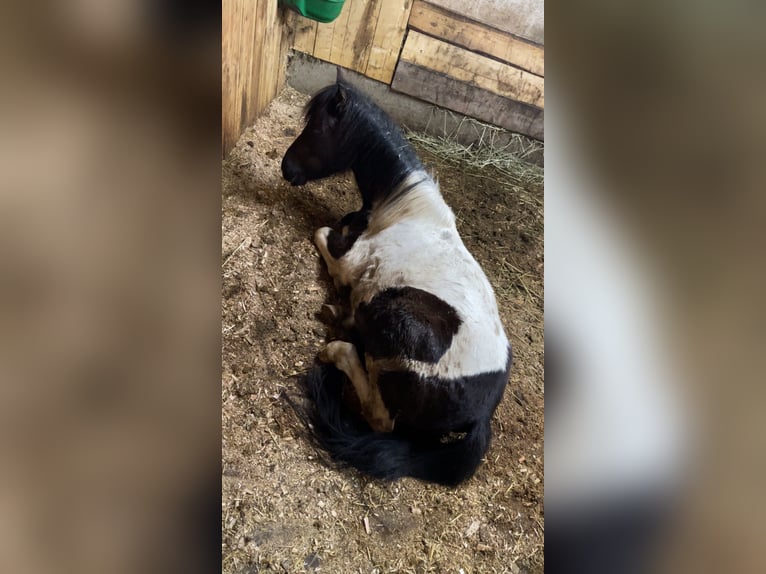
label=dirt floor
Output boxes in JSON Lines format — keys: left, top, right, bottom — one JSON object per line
{"left": 222, "top": 86, "right": 544, "bottom": 574}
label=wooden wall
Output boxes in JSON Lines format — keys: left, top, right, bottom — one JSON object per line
{"left": 289, "top": 0, "right": 544, "bottom": 141}
{"left": 288, "top": 0, "right": 413, "bottom": 83}
{"left": 392, "top": 1, "right": 544, "bottom": 140}
{"left": 222, "top": 0, "right": 545, "bottom": 154}
{"left": 431, "top": 0, "right": 544, "bottom": 44}
{"left": 222, "top": 0, "right": 293, "bottom": 154}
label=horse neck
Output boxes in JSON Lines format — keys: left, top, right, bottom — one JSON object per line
{"left": 365, "top": 173, "right": 456, "bottom": 235}
{"left": 347, "top": 123, "right": 422, "bottom": 209}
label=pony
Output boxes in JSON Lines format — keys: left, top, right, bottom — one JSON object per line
{"left": 281, "top": 69, "right": 512, "bottom": 486}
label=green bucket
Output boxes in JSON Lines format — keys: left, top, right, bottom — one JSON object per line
{"left": 280, "top": 0, "right": 346, "bottom": 24}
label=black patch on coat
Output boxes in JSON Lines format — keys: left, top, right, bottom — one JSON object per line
{"left": 354, "top": 287, "right": 462, "bottom": 363}
{"left": 376, "top": 347, "right": 512, "bottom": 436}
{"left": 326, "top": 210, "right": 369, "bottom": 259}
{"left": 338, "top": 209, "right": 369, "bottom": 232}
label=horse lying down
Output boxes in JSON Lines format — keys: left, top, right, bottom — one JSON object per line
{"left": 281, "top": 70, "right": 512, "bottom": 487}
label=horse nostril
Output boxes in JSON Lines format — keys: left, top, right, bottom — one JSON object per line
{"left": 281, "top": 155, "right": 306, "bottom": 186}
{"left": 281, "top": 156, "right": 294, "bottom": 179}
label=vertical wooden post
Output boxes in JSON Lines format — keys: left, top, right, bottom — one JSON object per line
{"left": 222, "top": 0, "right": 291, "bottom": 156}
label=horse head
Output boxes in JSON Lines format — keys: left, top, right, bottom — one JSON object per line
{"left": 281, "top": 68, "right": 352, "bottom": 186}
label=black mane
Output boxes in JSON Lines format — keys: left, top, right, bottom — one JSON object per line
{"left": 305, "top": 81, "right": 424, "bottom": 208}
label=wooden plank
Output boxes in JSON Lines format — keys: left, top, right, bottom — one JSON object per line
{"left": 365, "top": 0, "right": 413, "bottom": 83}
{"left": 289, "top": 10, "right": 318, "bottom": 54}
{"left": 399, "top": 30, "right": 543, "bottom": 109}
{"left": 222, "top": 0, "right": 245, "bottom": 153}
{"left": 221, "top": 0, "right": 231, "bottom": 151}
{"left": 408, "top": 1, "right": 544, "bottom": 76}
{"left": 392, "top": 61, "right": 544, "bottom": 140}
{"left": 312, "top": 7, "right": 337, "bottom": 61}
{"left": 338, "top": 0, "right": 383, "bottom": 74}
{"left": 278, "top": 7, "right": 297, "bottom": 93}
{"left": 328, "top": 0, "right": 353, "bottom": 64}
{"left": 302, "top": 0, "right": 407, "bottom": 83}
{"left": 254, "top": 0, "right": 288, "bottom": 123}
{"left": 222, "top": 0, "right": 290, "bottom": 155}
{"left": 259, "top": 0, "right": 277, "bottom": 119}
{"left": 430, "top": 0, "right": 543, "bottom": 44}
{"left": 248, "top": 0, "right": 266, "bottom": 127}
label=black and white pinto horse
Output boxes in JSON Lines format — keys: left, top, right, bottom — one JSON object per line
{"left": 281, "top": 70, "right": 512, "bottom": 486}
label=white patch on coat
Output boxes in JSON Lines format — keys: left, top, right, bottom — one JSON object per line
{"left": 334, "top": 171, "right": 510, "bottom": 379}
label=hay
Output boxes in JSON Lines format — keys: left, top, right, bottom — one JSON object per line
{"left": 406, "top": 116, "right": 544, "bottom": 192}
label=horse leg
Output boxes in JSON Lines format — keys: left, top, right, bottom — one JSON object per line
{"left": 319, "top": 341, "right": 393, "bottom": 432}
{"left": 314, "top": 227, "right": 355, "bottom": 286}
{"left": 315, "top": 208, "right": 368, "bottom": 276}
{"left": 338, "top": 210, "right": 360, "bottom": 232}
{"left": 339, "top": 209, "right": 369, "bottom": 238}
{"left": 319, "top": 304, "right": 356, "bottom": 331}
{"left": 317, "top": 306, "right": 357, "bottom": 351}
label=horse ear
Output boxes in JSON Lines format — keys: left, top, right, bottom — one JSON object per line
{"left": 336, "top": 67, "right": 346, "bottom": 84}
{"left": 329, "top": 84, "right": 347, "bottom": 117}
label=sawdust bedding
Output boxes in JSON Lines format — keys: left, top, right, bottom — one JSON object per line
{"left": 222, "top": 86, "right": 544, "bottom": 574}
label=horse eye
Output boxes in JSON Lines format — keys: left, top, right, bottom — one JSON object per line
{"left": 312, "top": 124, "right": 331, "bottom": 136}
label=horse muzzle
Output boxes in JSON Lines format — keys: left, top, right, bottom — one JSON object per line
{"left": 281, "top": 155, "right": 307, "bottom": 186}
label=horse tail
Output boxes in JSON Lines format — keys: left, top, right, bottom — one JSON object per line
{"left": 303, "top": 364, "right": 492, "bottom": 487}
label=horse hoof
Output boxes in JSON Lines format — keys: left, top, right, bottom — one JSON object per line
{"left": 319, "top": 304, "right": 345, "bottom": 327}
{"left": 321, "top": 304, "right": 342, "bottom": 320}
{"left": 368, "top": 416, "right": 395, "bottom": 433}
